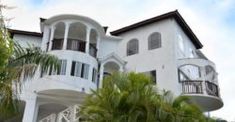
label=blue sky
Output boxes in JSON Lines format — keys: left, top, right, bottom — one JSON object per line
{"left": 3, "top": 0, "right": 235, "bottom": 121}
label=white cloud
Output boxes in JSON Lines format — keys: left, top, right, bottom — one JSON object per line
{"left": 2, "top": 0, "right": 235, "bottom": 121}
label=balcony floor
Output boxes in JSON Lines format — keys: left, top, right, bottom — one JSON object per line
{"left": 182, "top": 94, "right": 223, "bottom": 112}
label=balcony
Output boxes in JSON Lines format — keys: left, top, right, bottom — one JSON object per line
{"left": 51, "top": 39, "right": 63, "bottom": 50}
{"left": 67, "top": 39, "right": 86, "bottom": 52}
{"left": 178, "top": 58, "right": 223, "bottom": 111}
{"left": 50, "top": 38, "right": 97, "bottom": 58}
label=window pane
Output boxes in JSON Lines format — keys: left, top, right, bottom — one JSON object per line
{"left": 81, "top": 64, "right": 89, "bottom": 79}
{"left": 75, "top": 62, "right": 82, "bottom": 77}
{"left": 71, "top": 61, "right": 76, "bottom": 76}
{"left": 92, "top": 68, "right": 97, "bottom": 83}
{"left": 127, "top": 39, "right": 139, "bottom": 56}
{"left": 148, "top": 32, "right": 161, "bottom": 50}
{"left": 142, "top": 70, "right": 157, "bottom": 84}
{"left": 60, "top": 60, "right": 67, "bottom": 75}
{"left": 179, "top": 65, "right": 200, "bottom": 80}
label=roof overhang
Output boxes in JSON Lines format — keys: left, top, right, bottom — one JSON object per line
{"left": 110, "top": 10, "right": 203, "bottom": 49}
{"left": 8, "top": 28, "right": 42, "bottom": 38}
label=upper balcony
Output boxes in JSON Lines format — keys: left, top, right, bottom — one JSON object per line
{"left": 42, "top": 14, "right": 106, "bottom": 58}
{"left": 178, "top": 58, "right": 223, "bottom": 111}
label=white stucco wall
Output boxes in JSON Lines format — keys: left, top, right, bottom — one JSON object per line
{"left": 98, "top": 36, "right": 120, "bottom": 58}
{"left": 173, "top": 20, "right": 198, "bottom": 59}
{"left": 113, "top": 18, "right": 181, "bottom": 96}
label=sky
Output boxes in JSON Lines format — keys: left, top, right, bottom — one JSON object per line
{"left": 2, "top": 0, "right": 235, "bottom": 121}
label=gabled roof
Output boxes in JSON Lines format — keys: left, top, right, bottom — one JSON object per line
{"left": 110, "top": 10, "right": 203, "bottom": 49}
{"left": 8, "top": 28, "right": 42, "bottom": 38}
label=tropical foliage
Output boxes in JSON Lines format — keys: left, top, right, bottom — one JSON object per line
{"left": 0, "top": 5, "right": 60, "bottom": 119}
{"left": 81, "top": 72, "right": 213, "bottom": 122}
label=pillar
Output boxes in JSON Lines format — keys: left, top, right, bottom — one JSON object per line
{"left": 99, "top": 63, "right": 104, "bottom": 88}
{"left": 22, "top": 96, "right": 38, "bottom": 122}
{"left": 85, "top": 27, "right": 91, "bottom": 54}
{"left": 48, "top": 27, "right": 55, "bottom": 51}
{"left": 62, "top": 23, "right": 70, "bottom": 50}
{"left": 96, "top": 37, "right": 100, "bottom": 57}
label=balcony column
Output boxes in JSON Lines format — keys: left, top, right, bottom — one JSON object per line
{"left": 99, "top": 63, "right": 104, "bottom": 88}
{"left": 62, "top": 23, "right": 70, "bottom": 50}
{"left": 48, "top": 26, "right": 55, "bottom": 51}
{"left": 85, "top": 27, "right": 91, "bottom": 54}
{"left": 119, "top": 66, "right": 124, "bottom": 72}
{"left": 22, "top": 95, "right": 38, "bottom": 122}
{"left": 96, "top": 36, "right": 100, "bottom": 57}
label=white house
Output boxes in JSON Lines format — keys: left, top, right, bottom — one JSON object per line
{"left": 8, "top": 10, "right": 223, "bottom": 122}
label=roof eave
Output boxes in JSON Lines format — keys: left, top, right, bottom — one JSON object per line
{"left": 110, "top": 10, "right": 203, "bottom": 49}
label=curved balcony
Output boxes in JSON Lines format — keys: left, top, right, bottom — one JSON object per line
{"left": 178, "top": 58, "right": 223, "bottom": 111}
{"left": 50, "top": 38, "right": 97, "bottom": 58}
{"left": 33, "top": 75, "right": 97, "bottom": 94}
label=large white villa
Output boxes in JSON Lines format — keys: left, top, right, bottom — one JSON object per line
{"left": 7, "top": 10, "right": 223, "bottom": 122}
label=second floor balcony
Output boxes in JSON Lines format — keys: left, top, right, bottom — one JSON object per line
{"left": 178, "top": 58, "right": 223, "bottom": 111}
{"left": 45, "top": 21, "right": 99, "bottom": 58}
{"left": 49, "top": 38, "right": 97, "bottom": 57}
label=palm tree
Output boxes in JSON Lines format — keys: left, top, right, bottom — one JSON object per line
{"left": 0, "top": 42, "right": 60, "bottom": 119}
{"left": 0, "top": 4, "right": 60, "bottom": 120}
{"left": 80, "top": 72, "right": 210, "bottom": 122}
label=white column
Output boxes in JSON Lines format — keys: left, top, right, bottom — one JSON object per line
{"left": 22, "top": 96, "right": 38, "bottom": 122}
{"left": 96, "top": 37, "right": 100, "bottom": 57}
{"left": 48, "top": 27, "right": 55, "bottom": 51}
{"left": 99, "top": 63, "right": 104, "bottom": 88}
{"left": 62, "top": 23, "right": 70, "bottom": 50}
{"left": 85, "top": 27, "right": 91, "bottom": 54}
{"left": 40, "top": 27, "right": 49, "bottom": 51}
{"left": 119, "top": 65, "right": 124, "bottom": 72}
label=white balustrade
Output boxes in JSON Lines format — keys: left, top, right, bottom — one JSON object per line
{"left": 57, "top": 104, "right": 81, "bottom": 122}
{"left": 39, "top": 113, "right": 56, "bottom": 122}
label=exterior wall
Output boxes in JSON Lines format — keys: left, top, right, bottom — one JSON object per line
{"left": 98, "top": 37, "right": 120, "bottom": 58}
{"left": 115, "top": 18, "right": 181, "bottom": 96}
{"left": 173, "top": 20, "right": 198, "bottom": 60}
{"left": 13, "top": 34, "right": 42, "bottom": 48}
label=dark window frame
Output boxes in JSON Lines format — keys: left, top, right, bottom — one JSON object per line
{"left": 127, "top": 39, "right": 139, "bottom": 56}
{"left": 148, "top": 32, "right": 161, "bottom": 50}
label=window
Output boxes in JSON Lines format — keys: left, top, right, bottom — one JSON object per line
{"left": 71, "top": 61, "right": 90, "bottom": 79}
{"left": 127, "top": 39, "right": 139, "bottom": 56}
{"left": 47, "top": 59, "right": 67, "bottom": 76}
{"left": 143, "top": 70, "right": 157, "bottom": 84}
{"left": 148, "top": 32, "right": 161, "bottom": 50}
{"left": 92, "top": 68, "right": 97, "bottom": 83}
{"left": 57, "top": 60, "right": 67, "bottom": 75}
{"left": 71, "top": 61, "right": 82, "bottom": 77}
{"left": 178, "top": 65, "right": 201, "bottom": 82}
{"left": 82, "top": 64, "right": 90, "bottom": 79}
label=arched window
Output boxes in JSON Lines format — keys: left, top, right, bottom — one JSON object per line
{"left": 52, "top": 22, "right": 65, "bottom": 50}
{"left": 148, "top": 32, "right": 161, "bottom": 50}
{"left": 127, "top": 39, "right": 139, "bottom": 56}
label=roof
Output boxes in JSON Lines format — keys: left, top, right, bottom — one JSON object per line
{"left": 41, "top": 17, "right": 109, "bottom": 34}
{"left": 8, "top": 29, "right": 42, "bottom": 38}
{"left": 110, "top": 10, "right": 203, "bottom": 49}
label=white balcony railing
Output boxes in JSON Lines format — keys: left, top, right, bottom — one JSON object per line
{"left": 39, "top": 113, "right": 56, "bottom": 122}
